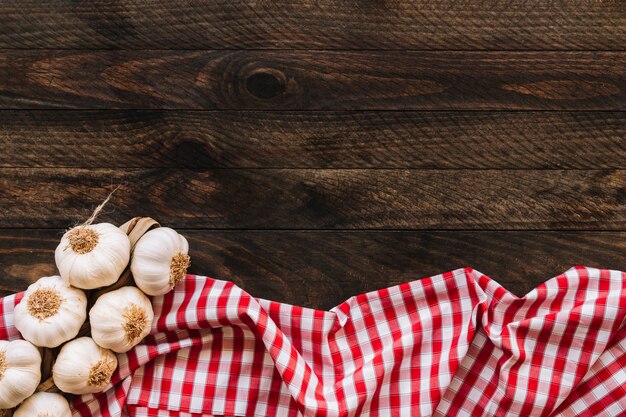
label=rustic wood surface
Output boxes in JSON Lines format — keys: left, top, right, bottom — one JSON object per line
{"left": 1, "top": 111, "right": 625, "bottom": 169}
{"left": 1, "top": 51, "right": 625, "bottom": 110}
{"left": 0, "top": 1, "right": 624, "bottom": 50}
{"left": 0, "top": 2, "right": 624, "bottom": 309}
{"left": 1, "top": 168, "right": 625, "bottom": 229}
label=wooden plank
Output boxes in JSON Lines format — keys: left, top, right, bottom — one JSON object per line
{"left": 1, "top": 229, "right": 624, "bottom": 309}
{"left": 0, "top": 1, "right": 623, "bottom": 50}
{"left": 0, "top": 168, "right": 624, "bottom": 229}
{"left": 1, "top": 51, "right": 624, "bottom": 110}
{"left": 2, "top": 111, "right": 625, "bottom": 169}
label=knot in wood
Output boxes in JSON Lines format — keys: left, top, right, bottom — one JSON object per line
{"left": 246, "top": 71, "right": 286, "bottom": 99}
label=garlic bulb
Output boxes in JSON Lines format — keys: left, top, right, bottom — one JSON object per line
{"left": 0, "top": 339, "right": 41, "bottom": 409}
{"left": 131, "top": 227, "right": 190, "bottom": 296}
{"left": 13, "top": 275, "right": 87, "bottom": 348}
{"left": 90, "top": 286, "right": 154, "bottom": 353}
{"left": 52, "top": 337, "right": 118, "bottom": 395}
{"left": 13, "top": 392, "right": 71, "bottom": 417}
{"left": 55, "top": 222, "right": 131, "bottom": 289}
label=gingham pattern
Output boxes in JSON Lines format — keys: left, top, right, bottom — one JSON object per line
{"left": 1, "top": 266, "right": 625, "bottom": 416}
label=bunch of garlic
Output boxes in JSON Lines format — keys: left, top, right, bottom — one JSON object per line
{"left": 52, "top": 337, "right": 118, "bottom": 395}
{"left": 0, "top": 340, "right": 41, "bottom": 409}
{"left": 13, "top": 275, "right": 87, "bottom": 348}
{"left": 3, "top": 215, "right": 192, "bottom": 413}
{"left": 131, "top": 227, "right": 190, "bottom": 295}
{"left": 13, "top": 392, "right": 71, "bottom": 417}
{"left": 55, "top": 223, "right": 131, "bottom": 290}
{"left": 90, "top": 286, "right": 154, "bottom": 353}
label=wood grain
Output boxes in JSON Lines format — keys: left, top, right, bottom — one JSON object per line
{"left": 0, "top": 168, "right": 624, "bottom": 229}
{"left": 1, "top": 111, "right": 625, "bottom": 169}
{"left": 1, "top": 51, "right": 624, "bottom": 110}
{"left": 0, "top": 1, "right": 624, "bottom": 50}
{"left": 2, "top": 229, "right": 624, "bottom": 309}
{"left": 1, "top": 0, "right": 625, "bottom": 329}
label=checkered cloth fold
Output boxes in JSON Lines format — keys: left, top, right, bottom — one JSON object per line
{"left": 1, "top": 266, "right": 625, "bottom": 417}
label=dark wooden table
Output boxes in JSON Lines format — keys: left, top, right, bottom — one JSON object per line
{"left": 0, "top": 1, "right": 624, "bottom": 310}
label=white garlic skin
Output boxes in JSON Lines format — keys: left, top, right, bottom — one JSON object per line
{"left": 52, "top": 337, "right": 118, "bottom": 395}
{"left": 55, "top": 222, "right": 131, "bottom": 290}
{"left": 0, "top": 339, "right": 42, "bottom": 409}
{"left": 131, "top": 227, "right": 190, "bottom": 296}
{"left": 13, "top": 392, "right": 72, "bottom": 417}
{"left": 13, "top": 275, "right": 87, "bottom": 348}
{"left": 90, "top": 286, "right": 154, "bottom": 353}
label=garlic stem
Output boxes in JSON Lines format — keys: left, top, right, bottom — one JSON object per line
{"left": 169, "top": 252, "right": 190, "bottom": 287}
{"left": 0, "top": 351, "right": 6, "bottom": 380}
{"left": 27, "top": 288, "right": 62, "bottom": 320}
{"left": 66, "top": 227, "right": 99, "bottom": 254}
{"left": 87, "top": 359, "right": 115, "bottom": 388}
{"left": 122, "top": 304, "right": 149, "bottom": 343}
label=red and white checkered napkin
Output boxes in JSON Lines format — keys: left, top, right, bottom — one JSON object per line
{"left": 1, "top": 266, "right": 625, "bottom": 417}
